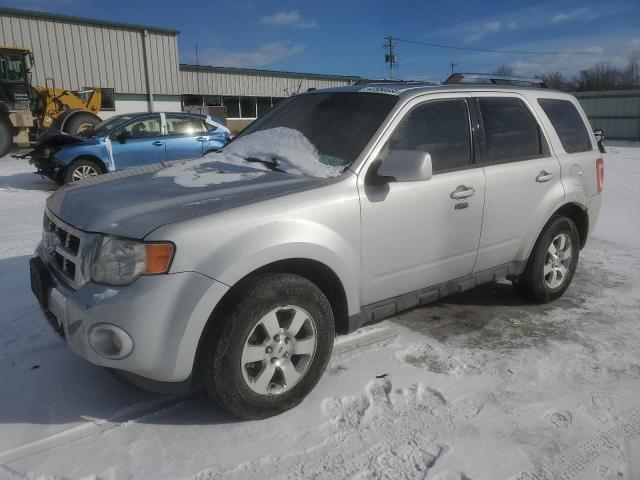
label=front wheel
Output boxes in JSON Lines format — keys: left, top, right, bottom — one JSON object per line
{"left": 63, "top": 158, "right": 104, "bottom": 183}
{"left": 202, "top": 274, "right": 335, "bottom": 419}
{"left": 513, "top": 215, "right": 580, "bottom": 303}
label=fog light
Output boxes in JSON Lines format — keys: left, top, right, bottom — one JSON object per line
{"left": 88, "top": 324, "right": 134, "bottom": 359}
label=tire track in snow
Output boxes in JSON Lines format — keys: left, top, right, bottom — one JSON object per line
{"left": 0, "top": 327, "right": 398, "bottom": 472}
{"left": 0, "top": 393, "right": 199, "bottom": 466}
{"left": 515, "top": 404, "right": 640, "bottom": 480}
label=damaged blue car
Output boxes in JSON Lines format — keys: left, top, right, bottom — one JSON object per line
{"left": 30, "top": 112, "right": 231, "bottom": 183}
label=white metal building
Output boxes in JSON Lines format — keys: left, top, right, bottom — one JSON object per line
{"left": 0, "top": 7, "right": 359, "bottom": 129}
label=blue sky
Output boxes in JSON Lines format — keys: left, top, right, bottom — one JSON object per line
{"left": 3, "top": 0, "right": 640, "bottom": 81}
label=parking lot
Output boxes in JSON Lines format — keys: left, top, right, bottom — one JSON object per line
{"left": 0, "top": 142, "right": 639, "bottom": 480}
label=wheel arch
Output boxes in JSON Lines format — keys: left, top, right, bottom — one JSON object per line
{"left": 67, "top": 154, "right": 108, "bottom": 173}
{"left": 190, "top": 258, "right": 351, "bottom": 383}
{"left": 523, "top": 202, "right": 589, "bottom": 261}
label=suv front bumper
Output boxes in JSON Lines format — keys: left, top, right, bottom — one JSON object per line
{"left": 31, "top": 247, "right": 229, "bottom": 385}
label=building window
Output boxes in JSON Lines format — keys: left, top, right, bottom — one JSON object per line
{"left": 257, "top": 97, "right": 272, "bottom": 117}
{"left": 222, "top": 96, "right": 240, "bottom": 118}
{"left": 83, "top": 87, "right": 115, "bottom": 111}
{"left": 240, "top": 96, "right": 257, "bottom": 118}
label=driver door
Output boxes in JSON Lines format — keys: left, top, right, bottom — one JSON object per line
{"left": 110, "top": 114, "right": 165, "bottom": 169}
{"left": 359, "top": 95, "right": 485, "bottom": 305}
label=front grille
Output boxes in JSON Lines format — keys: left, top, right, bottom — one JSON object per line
{"left": 42, "top": 210, "right": 85, "bottom": 288}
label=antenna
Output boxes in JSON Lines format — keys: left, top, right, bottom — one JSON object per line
{"left": 384, "top": 36, "right": 398, "bottom": 80}
{"left": 195, "top": 44, "right": 203, "bottom": 110}
{"left": 449, "top": 62, "right": 458, "bottom": 75}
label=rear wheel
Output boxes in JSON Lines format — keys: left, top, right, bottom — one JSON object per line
{"left": 63, "top": 158, "right": 104, "bottom": 183}
{"left": 202, "top": 273, "right": 335, "bottom": 419}
{"left": 63, "top": 112, "right": 100, "bottom": 136}
{"left": 513, "top": 215, "right": 580, "bottom": 302}
{"left": 0, "top": 118, "right": 12, "bottom": 158}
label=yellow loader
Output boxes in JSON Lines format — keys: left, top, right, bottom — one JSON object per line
{"left": 0, "top": 46, "right": 102, "bottom": 157}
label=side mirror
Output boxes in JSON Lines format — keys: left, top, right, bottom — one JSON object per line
{"left": 373, "top": 150, "right": 433, "bottom": 184}
{"left": 114, "top": 131, "right": 127, "bottom": 144}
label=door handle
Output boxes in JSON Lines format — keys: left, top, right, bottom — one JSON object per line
{"left": 450, "top": 185, "right": 475, "bottom": 199}
{"left": 536, "top": 171, "right": 553, "bottom": 182}
{"left": 196, "top": 137, "right": 207, "bottom": 142}
{"left": 152, "top": 141, "right": 164, "bottom": 146}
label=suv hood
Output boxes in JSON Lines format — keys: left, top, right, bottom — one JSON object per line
{"left": 46, "top": 154, "right": 333, "bottom": 238}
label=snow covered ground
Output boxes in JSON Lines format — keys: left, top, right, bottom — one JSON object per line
{"left": 0, "top": 142, "right": 639, "bottom": 480}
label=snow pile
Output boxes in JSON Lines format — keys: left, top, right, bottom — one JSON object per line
{"left": 154, "top": 154, "right": 267, "bottom": 188}
{"left": 224, "top": 127, "right": 343, "bottom": 178}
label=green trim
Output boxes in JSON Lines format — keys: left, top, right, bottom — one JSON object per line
{"left": 574, "top": 89, "right": 640, "bottom": 99}
{"left": 154, "top": 94, "right": 181, "bottom": 102}
{"left": 588, "top": 115, "right": 640, "bottom": 120}
{"left": 113, "top": 93, "right": 181, "bottom": 102}
{"left": 0, "top": 7, "right": 179, "bottom": 35}
{"left": 114, "top": 93, "right": 147, "bottom": 101}
{"left": 179, "top": 64, "right": 360, "bottom": 82}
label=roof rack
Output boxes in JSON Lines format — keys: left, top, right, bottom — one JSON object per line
{"left": 444, "top": 73, "right": 547, "bottom": 88}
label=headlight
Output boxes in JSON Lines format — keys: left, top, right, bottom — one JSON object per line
{"left": 91, "top": 236, "right": 175, "bottom": 286}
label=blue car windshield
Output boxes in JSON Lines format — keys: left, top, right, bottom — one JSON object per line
{"left": 81, "top": 115, "right": 136, "bottom": 138}
{"left": 233, "top": 92, "right": 398, "bottom": 168}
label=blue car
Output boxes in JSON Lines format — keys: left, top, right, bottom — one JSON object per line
{"left": 30, "top": 112, "right": 231, "bottom": 183}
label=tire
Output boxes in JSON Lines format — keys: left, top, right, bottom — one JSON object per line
{"left": 0, "top": 118, "right": 12, "bottom": 158}
{"left": 513, "top": 215, "right": 580, "bottom": 303}
{"left": 62, "top": 112, "right": 100, "bottom": 136}
{"left": 202, "top": 273, "right": 335, "bottom": 419}
{"left": 63, "top": 157, "right": 104, "bottom": 183}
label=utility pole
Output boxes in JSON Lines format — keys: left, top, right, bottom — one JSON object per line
{"left": 450, "top": 62, "right": 458, "bottom": 75}
{"left": 195, "top": 44, "right": 204, "bottom": 110}
{"left": 384, "top": 36, "right": 398, "bottom": 80}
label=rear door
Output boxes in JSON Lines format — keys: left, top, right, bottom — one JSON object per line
{"left": 472, "top": 94, "right": 564, "bottom": 272}
{"left": 164, "top": 114, "right": 208, "bottom": 161}
{"left": 110, "top": 114, "right": 165, "bottom": 168}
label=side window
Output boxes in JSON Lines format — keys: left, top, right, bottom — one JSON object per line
{"left": 386, "top": 100, "right": 471, "bottom": 173}
{"left": 166, "top": 116, "right": 206, "bottom": 136}
{"left": 538, "top": 98, "right": 592, "bottom": 153}
{"left": 478, "top": 98, "right": 547, "bottom": 163}
{"left": 121, "top": 116, "right": 161, "bottom": 139}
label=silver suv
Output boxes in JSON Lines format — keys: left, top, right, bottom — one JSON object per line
{"left": 30, "top": 75, "right": 603, "bottom": 419}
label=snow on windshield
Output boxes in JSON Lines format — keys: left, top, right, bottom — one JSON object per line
{"left": 224, "top": 127, "right": 343, "bottom": 178}
{"left": 154, "top": 153, "right": 267, "bottom": 188}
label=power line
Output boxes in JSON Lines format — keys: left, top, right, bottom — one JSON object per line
{"left": 393, "top": 37, "right": 631, "bottom": 56}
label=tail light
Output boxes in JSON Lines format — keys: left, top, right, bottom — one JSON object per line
{"left": 596, "top": 158, "right": 604, "bottom": 193}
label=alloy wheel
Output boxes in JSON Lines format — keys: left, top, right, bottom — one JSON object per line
{"left": 240, "top": 305, "right": 317, "bottom": 396}
{"left": 71, "top": 164, "right": 99, "bottom": 182}
{"left": 544, "top": 233, "right": 572, "bottom": 289}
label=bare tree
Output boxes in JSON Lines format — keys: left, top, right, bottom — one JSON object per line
{"left": 574, "top": 62, "right": 621, "bottom": 91}
{"left": 492, "top": 65, "right": 514, "bottom": 76}
{"left": 622, "top": 50, "right": 640, "bottom": 87}
{"left": 541, "top": 71, "right": 570, "bottom": 90}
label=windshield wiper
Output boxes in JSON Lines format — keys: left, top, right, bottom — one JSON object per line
{"left": 230, "top": 154, "right": 285, "bottom": 173}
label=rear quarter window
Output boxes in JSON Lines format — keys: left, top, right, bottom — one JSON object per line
{"left": 537, "top": 98, "right": 592, "bottom": 153}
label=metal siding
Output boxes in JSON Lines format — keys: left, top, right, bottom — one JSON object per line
{"left": 575, "top": 90, "right": 640, "bottom": 140}
{"left": 178, "top": 69, "right": 353, "bottom": 97}
{"left": 0, "top": 12, "right": 180, "bottom": 95}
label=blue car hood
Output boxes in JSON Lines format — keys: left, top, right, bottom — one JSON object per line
{"left": 36, "top": 128, "right": 100, "bottom": 148}
{"left": 46, "top": 156, "right": 331, "bottom": 239}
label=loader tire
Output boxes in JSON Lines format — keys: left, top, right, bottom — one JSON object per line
{"left": 63, "top": 112, "right": 100, "bottom": 136}
{"left": 0, "top": 118, "right": 12, "bottom": 158}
